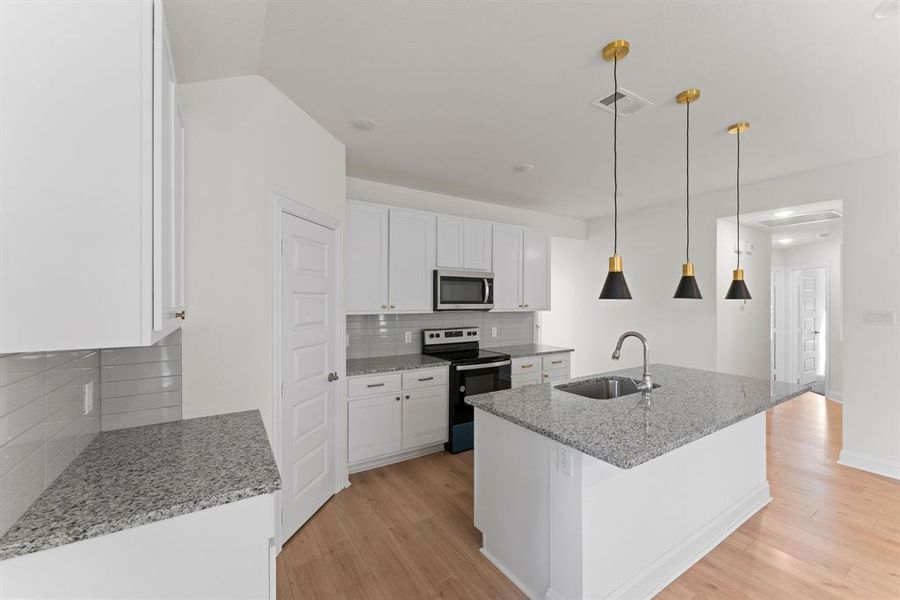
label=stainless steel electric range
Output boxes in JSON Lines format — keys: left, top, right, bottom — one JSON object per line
{"left": 421, "top": 327, "right": 511, "bottom": 453}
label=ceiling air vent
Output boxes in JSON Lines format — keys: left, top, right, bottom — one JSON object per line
{"left": 591, "top": 88, "right": 652, "bottom": 116}
{"left": 757, "top": 210, "right": 843, "bottom": 228}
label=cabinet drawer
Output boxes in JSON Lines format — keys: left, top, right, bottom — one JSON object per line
{"left": 511, "top": 372, "right": 542, "bottom": 389}
{"left": 542, "top": 367, "right": 570, "bottom": 386}
{"left": 348, "top": 372, "right": 402, "bottom": 398}
{"left": 511, "top": 357, "right": 540, "bottom": 374}
{"left": 542, "top": 353, "right": 570, "bottom": 371}
{"left": 402, "top": 367, "right": 448, "bottom": 390}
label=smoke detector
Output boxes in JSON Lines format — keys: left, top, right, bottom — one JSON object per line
{"left": 591, "top": 88, "right": 653, "bottom": 116}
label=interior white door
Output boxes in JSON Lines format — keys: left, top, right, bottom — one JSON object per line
{"left": 492, "top": 224, "right": 524, "bottom": 310}
{"left": 797, "top": 268, "right": 826, "bottom": 386}
{"left": 281, "top": 213, "right": 338, "bottom": 544}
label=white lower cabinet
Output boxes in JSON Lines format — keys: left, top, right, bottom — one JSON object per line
{"left": 511, "top": 372, "right": 542, "bottom": 388}
{"left": 347, "top": 367, "right": 449, "bottom": 471}
{"left": 510, "top": 353, "right": 571, "bottom": 389}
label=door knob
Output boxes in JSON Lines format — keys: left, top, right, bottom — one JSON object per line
{"left": 327, "top": 372, "right": 339, "bottom": 382}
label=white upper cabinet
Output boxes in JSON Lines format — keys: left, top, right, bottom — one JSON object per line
{"left": 523, "top": 229, "right": 551, "bottom": 310}
{"left": 345, "top": 202, "right": 390, "bottom": 312}
{"left": 492, "top": 224, "right": 524, "bottom": 310}
{"left": 0, "top": 0, "right": 184, "bottom": 352}
{"left": 345, "top": 201, "right": 435, "bottom": 314}
{"left": 388, "top": 208, "right": 436, "bottom": 312}
{"left": 436, "top": 216, "right": 492, "bottom": 271}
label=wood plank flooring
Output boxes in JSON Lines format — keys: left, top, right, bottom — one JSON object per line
{"left": 278, "top": 393, "right": 900, "bottom": 599}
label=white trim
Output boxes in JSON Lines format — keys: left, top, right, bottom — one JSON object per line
{"left": 480, "top": 545, "right": 544, "bottom": 600}
{"left": 825, "top": 389, "right": 843, "bottom": 403}
{"left": 272, "top": 193, "right": 346, "bottom": 554}
{"left": 603, "top": 482, "right": 771, "bottom": 600}
{"left": 838, "top": 449, "right": 900, "bottom": 480}
{"left": 347, "top": 443, "right": 445, "bottom": 474}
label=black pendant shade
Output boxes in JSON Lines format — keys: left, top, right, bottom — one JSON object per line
{"left": 600, "top": 256, "right": 632, "bottom": 300}
{"left": 725, "top": 269, "right": 752, "bottom": 300}
{"left": 673, "top": 262, "right": 702, "bottom": 299}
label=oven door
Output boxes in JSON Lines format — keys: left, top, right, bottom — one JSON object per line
{"left": 434, "top": 270, "right": 494, "bottom": 310}
{"left": 446, "top": 360, "right": 511, "bottom": 453}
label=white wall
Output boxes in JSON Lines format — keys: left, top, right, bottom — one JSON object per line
{"left": 178, "top": 76, "right": 345, "bottom": 439}
{"left": 772, "top": 239, "right": 843, "bottom": 397}
{"left": 543, "top": 153, "right": 899, "bottom": 477}
{"left": 347, "top": 177, "right": 587, "bottom": 239}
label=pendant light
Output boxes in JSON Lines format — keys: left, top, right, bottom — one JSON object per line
{"left": 599, "top": 39, "right": 632, "bottom": 300}
{"left": 725, "top": 121, "right": 752, "bottom": 300}
{"left": 673, "top": 88, "right": 703, "bottom": 299}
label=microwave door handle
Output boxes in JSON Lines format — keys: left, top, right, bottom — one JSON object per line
{"left": 484, "top": 279, "right": 489, "bottom": 303}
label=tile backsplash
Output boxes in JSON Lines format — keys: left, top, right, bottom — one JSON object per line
{"left": 0, "top": 350, "right": 100, "bottom": 536}
{"left": 100, "top": 330, "right": 182, "bottom": 431}
{"left": 347, "top": 312, "right": 536, "bottom": 359}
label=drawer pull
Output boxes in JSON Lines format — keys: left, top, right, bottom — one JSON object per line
{"left": 366, "top": 383, "right": 385, "bottom": 388}
{"left": 551, "top": 360, "right": 563, "bottom": 365}
{"left": 418, "top": 376, "right": 435, "bottom": 382}
{"left": 521, "top": 363, "right": 534, "bottom": 369}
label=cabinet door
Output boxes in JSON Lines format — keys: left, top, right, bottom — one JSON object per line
{"left": 511, "top": 372, "right": 542, "bottom": 389}
{"left": 492, "top": 224, "right": 524, "bottom": 310}
{"left": 346, "top": 202, "right": 389, "bottom": 312}
{"left": 402, "top": 387, "right": 449, "bottom": 449}
{"left": 436, "top": 215, "right": 464, "bottom": 269}
{"left": 348, "top": 394, "right": 402, "bottom": 464}
{"left": 523, "top": 229, "right": 550, "bottom": 311}
{"left": 542, "top": 367, "right": 570, "bottom": 387}
{"left": 388, "top": 209, "right": 436, "bottom": 312}
{"left": 463, "top": 220, "right": 492, "bottom": 271}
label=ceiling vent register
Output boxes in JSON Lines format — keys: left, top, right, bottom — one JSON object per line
{"left": 757, "top": 210, "right": 843, "bottom": 228}
{"left": 591, "top": 88, "right": 652, "bottom": 116}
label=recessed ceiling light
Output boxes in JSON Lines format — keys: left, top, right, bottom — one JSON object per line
{"left": 352, "top": 118, "right": 378, "bottom": 132}
{"left": 777, "top": 238, "right": 793, "bottom": 245}
{"left": 513, "top": 163, "right": 535, "bottom": 173}
{"left": 874, "top": 0, "right": 898, "bottom": 19}
{"left": 773, "top": 210, "right": 794, "bottom": 218}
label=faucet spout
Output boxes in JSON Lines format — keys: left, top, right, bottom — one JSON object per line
{"left": 611, "top": 331, "right": 653, "bottom": 395}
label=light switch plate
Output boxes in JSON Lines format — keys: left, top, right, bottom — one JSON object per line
{"left": 863, "top": 310, "right": 896, "bottom": 326}
{"left": 83, "top": 381, "right": 94, "bottom": 415}
{"left": 491, "top": 327, "right": 497, "bottom": 338}
{"left": 404, "top": 331, "right": 412, "bottom": 344}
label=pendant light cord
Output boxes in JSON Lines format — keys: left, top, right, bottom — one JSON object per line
{"left": 736, "top": 130, "right": 741, "bottom": 270}
{"left": 613, "top": 56, "right": 619, "bottom": 256}
{"left": 685, "top": 100, "right": 690, "bottom": 263}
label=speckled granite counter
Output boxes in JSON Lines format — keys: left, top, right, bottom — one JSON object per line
{"left": 0, "top": 410, "right": 280, "bottom": 561}
{"left": 347, "top": 353, "right": 450, "bottom": 376}
{"left": 466, "top": 364, "right": 809, "bottom": 469}
{"left": 483, "top": 343, "right": 574, "bottom": 359}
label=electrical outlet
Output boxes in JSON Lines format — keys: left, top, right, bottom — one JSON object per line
{"left": 83, "top": 381, "right": 94, "bottom": 415}
{"left": 557, "top": 446, "right": 573, "bottom": 476}
{"left": 404, "top": 331, "right": 412, "bottom": 344}
{"left": 863, "top": 311, "right": 897, "bottom": 326}
{"left": 491, "top": 327, "right": 497, "bottom": 338}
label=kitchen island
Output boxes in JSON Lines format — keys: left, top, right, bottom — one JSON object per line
{"left": 466, "top": 364, "right": 808, "bottom": 600}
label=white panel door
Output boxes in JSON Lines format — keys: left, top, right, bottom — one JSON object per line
{"left": 523, "top": 229, "right": 550, "bottom": 310}
{"left": 463, "top": 220, "right": 493, "bottom": 271}
{"left": 436, "top": 215, "right": 464, "bottom": 268}
{"left": 388, "top": 208, "right": 436, "bottom": 311}
{"left": 492, "top": 224, "right": 524, "bottom": 310}
{"left": 281, "top": 214, "right": 338, "bottom": 544}
{"left": 348, "top": 394, "right": 402, "bottom": 463}
{"left": 798, "top": 268, "right": 826, "bottom": 386}
{"left": 346, "top": 202, "right": 389, "bottom": 312}
{"left": 401, "top": 387, "right": 449, "bottom": 450}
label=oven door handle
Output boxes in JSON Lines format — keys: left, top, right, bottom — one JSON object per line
{"left": 456, "top": 360, "right": 511, "bottom": 371}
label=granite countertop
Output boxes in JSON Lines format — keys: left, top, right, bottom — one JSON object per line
{"left": 0, "top": 410, "right": 281, "bottom": 561}
{"left": 466, "top": 364, "right": 810, "bottom": 469}
{"left": 483, "top": 343, "right": 574, "bottom": 359}
{"left": 347, "top": 354, "right": 450, "bottom": 377}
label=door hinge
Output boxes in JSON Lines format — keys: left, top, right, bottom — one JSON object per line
{"left": 281, "top": 382, "right": 284, "bottom": 398}
{"left": 280, "top": 509, "right": 285, "bottom": 527}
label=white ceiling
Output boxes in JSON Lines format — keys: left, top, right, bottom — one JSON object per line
{"left": 165, "top": 1, "right": 900, "bottom": 220}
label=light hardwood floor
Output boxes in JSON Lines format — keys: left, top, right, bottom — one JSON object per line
{"left": 278, "top": 393, "right": 900, "bottom": 599}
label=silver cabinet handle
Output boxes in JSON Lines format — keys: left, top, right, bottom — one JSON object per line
{"left": 521, "top": 363, "right": 534, "bottom": 369}
{"left": 390, "top": 304, "right": 396, "bottom": 309}
{"left": 418, "top": 376, "right": 434, "bottom": 382}
{"left": 395, "top": 396, "right": 400, "bottom": 401}
{"left": 456, "top": 360, "right": 511, "bottom": 371}
{"left": 551, "top": 360, "right": 563, "bottom": 365}
{"left": 381, "top": 304, "right": 387, "bottom": 309}
{"left": 367, "top": 382, "right": 385, "bottom": 388}
{"left": 405, "top": 394, "right": 410, "bottom": 399}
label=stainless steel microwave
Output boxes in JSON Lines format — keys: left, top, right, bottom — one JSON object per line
{"left": 433, "top": 270, "right": 494, "bottom": 310}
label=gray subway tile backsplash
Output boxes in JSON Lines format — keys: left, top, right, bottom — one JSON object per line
{"left": 347, "top": 312, "right": 536, "bottom": 359}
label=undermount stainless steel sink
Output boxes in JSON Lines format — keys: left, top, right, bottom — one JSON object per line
{"left": 555, "top": 377, "right": 661, "bottom": 400}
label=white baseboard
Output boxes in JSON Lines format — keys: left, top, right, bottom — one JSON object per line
{"left": 826, "top": 390, "right": 843, "bottom": 403}
{"left": 480, "top": 546, "right": 543, "bottom": 600}
{"left": 604, "top": 482, "right": 772, "bottom": 600}
{"left": 347, "top": 443, "right": 444, "bottom": 474}
{"left": 839, "top": 449, "right": 900, "bottom": 480}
